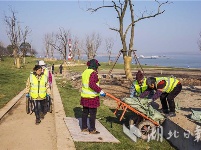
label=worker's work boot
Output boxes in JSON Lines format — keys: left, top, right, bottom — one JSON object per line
{"left": 168, "top": 112, "right": 176, "bottom": 117}
{"left": 89, "top": 130, "right": 100, "bottom": 134}
{"left": 35, "top": 119, "right": 41, "bottom": 125}
{"left": 162, "top": 109, "right": 169, "bottom": 114}
{"left": 81, "top": 128, "right": 89, "bottom": 132}
{"left": 40, "top": 112, "right": 44, "bottom": 119}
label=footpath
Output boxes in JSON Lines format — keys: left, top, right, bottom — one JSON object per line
{"left": 0, "top": 75, "right": 76, "bottom": 150}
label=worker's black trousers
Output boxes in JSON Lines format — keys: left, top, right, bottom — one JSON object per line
{"left": 160, "top": 83, "right": 182, "bottom": 112}
{"left": 82, "top": 107, "right": 97, "bottom": 131}
{"left": 33, "top": 100, "right": 46, "bottom": 120}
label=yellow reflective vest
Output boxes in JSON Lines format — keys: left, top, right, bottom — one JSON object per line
{"left": 133, "top": 78, "right": 147, "bottom": 96}
{"left": 43, "top": 68, "right": 49, "bottom": 82}
{"left": 81, "top": 69, "right": 100, "bottom": 98}
{"left": 30, "top": 73, "right": 47, "bottom": 99}
{"left": 155, "top": 77, "right": 179, "bottom": 93}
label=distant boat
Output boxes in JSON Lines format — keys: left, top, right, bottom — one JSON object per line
{"left": 139, "top": 55, "right": 159, "bottom": 59}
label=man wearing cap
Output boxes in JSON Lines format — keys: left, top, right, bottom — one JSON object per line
{"left": 130, "top": 70, "right": 149, "bottom": 98}
{"left": 80, "top": 59, "right": 105, "bottom": 134}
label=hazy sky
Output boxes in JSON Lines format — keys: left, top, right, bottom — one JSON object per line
{"left": 0, "top": 1, "right": 201, "bottom": 56}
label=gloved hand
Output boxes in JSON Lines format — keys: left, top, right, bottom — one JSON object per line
{"left": 46, "top": 94, "right": 51, "bottom": 97}
{"left": 26, "top": 93, "right": 30, "bottom": 98}
{"left": 100, "top": 90, "right": 106, "bottom": 97}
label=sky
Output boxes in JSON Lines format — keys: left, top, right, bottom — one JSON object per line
{"left": 0, "top": 0, "right": 201, "bottom": 57}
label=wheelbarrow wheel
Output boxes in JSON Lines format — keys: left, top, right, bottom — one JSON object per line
{"left": 26, "top": 97, "right": 30, "bottom": 114}
{"left": 129, "top": 115, "right": 143, "bottom": 126}
{"left": 129, "top": 118, "right": 135, "bottom": 126}
{"left": 137, "top": 120, "right": 156, "bottom": 140}
{"left": 46, "top": 96, "right": 53, "bottom": 113}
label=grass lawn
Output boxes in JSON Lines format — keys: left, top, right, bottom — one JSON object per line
{"left": 0, "top": 57, "right": 35, "bottom": 108}
{"left": 0, "top": 56, "right": 62, "bottom": 109}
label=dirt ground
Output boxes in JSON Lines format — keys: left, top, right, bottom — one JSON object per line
{"left": 0, "top": 94, "right": 57, "bottom": 150}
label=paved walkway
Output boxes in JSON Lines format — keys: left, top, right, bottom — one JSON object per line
{"left": 0, "top": 77, "right": 76, "bottom": 150}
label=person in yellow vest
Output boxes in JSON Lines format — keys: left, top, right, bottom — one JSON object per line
{"left": 140, "top": 76, "right": 182, "bottom": 117}
{"left": 38, "top": 60, "right": 52, "bottom": 89}
{"left": 130, "top": 70, "right": 153, "bottom": 98}
{"left": 80, "top": 59, "right": 105, "bottom": 134}
{"left": 26, "top": 65, "right": 51, "bottom": 124}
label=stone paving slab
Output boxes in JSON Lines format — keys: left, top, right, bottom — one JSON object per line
{"left": 64, "top": 117, "right": 120, "bottom": 143}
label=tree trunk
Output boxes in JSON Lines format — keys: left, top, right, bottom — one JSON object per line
{"left": 16, "top": 57, "right": 20, "bottom": 69}
{"left": 23, "top": 56, "right": 26, "bottom": 64}
{"left": 123, "top": 56, "right": 133, "bottom": 81}
{"left": 63, "top": 61, "right": 67, "bottom": 78}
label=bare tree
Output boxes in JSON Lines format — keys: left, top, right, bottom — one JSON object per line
{"left": 44, "top": 33, "right": 55, "bottom": 59}
{"left": 4, "top": 8, "right": 31, "bottom": 68}
{"left": 20, "top": 26, "right": 31, "bottom": 64}
{"left": 84, "top": 32, "right": 102, "bottom": 60}
{"left": 198, "top": 31, "right": 201, "bottom": 51}
{"left": 50, "top": 33, "right": 55, "bottom": 59}
{"left": 88, "top": 0, "right": 169, "bottom": 80}
{"left": 105, "top": 37, "right": 114, "bottom": 65}
{"left": 49, "top": 28, "right": 71, "bottom": 61}
{"left": 44, "top": 33, "right": 51, "bottom": 58}
{"left": 4, "top": 8, "right": 20, "bottom": 65}
{"left": 71, "top": 37, "right": 78, "bottom": 61}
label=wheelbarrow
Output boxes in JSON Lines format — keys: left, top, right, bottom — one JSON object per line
{"left": 106, "top": 93, "right": 161, "bottom": 140}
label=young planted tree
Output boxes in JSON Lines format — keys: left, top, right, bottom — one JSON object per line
{"left": 88, "top": 0, "right": 169, "bottom": 80}
{"left": 71, "top": 37, "right": 81, "bottom": 62}
{"left": 105, "top": 37, "right": 114, "bottom": 65}
{"left": 44, "top": 33, "right": 55, "bottom": 59}
{"left": 4, "top": 8, "right": 31, "bottom": 68}
{"left": 49, "top": 28, "right": 71, "bottom": 61}
{"left": 84, "top": 32, "right": 102, "bottom": 60}
{"left": 44, "top": 33, "right": 51, "bottom": 59}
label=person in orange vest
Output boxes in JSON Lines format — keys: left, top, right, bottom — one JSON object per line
{"left": 26, "top": 65, "right": 51, "bottom": 124}
{"left": 80, "top": 59, "right": 105, "bottom": 134}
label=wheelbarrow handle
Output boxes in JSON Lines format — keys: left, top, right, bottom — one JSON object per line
{"left": 105, "top": 92, "right": 160, "bottom": 126}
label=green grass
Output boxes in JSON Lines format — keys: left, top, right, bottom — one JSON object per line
{"left": 56, "top": 78, "right": 175, "bottom": 150}
{"left": 0, "top": 57, "right": 36, "bottom": 108}
{"left": 0, "top": 56, "right": 65, "bottom": 108}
